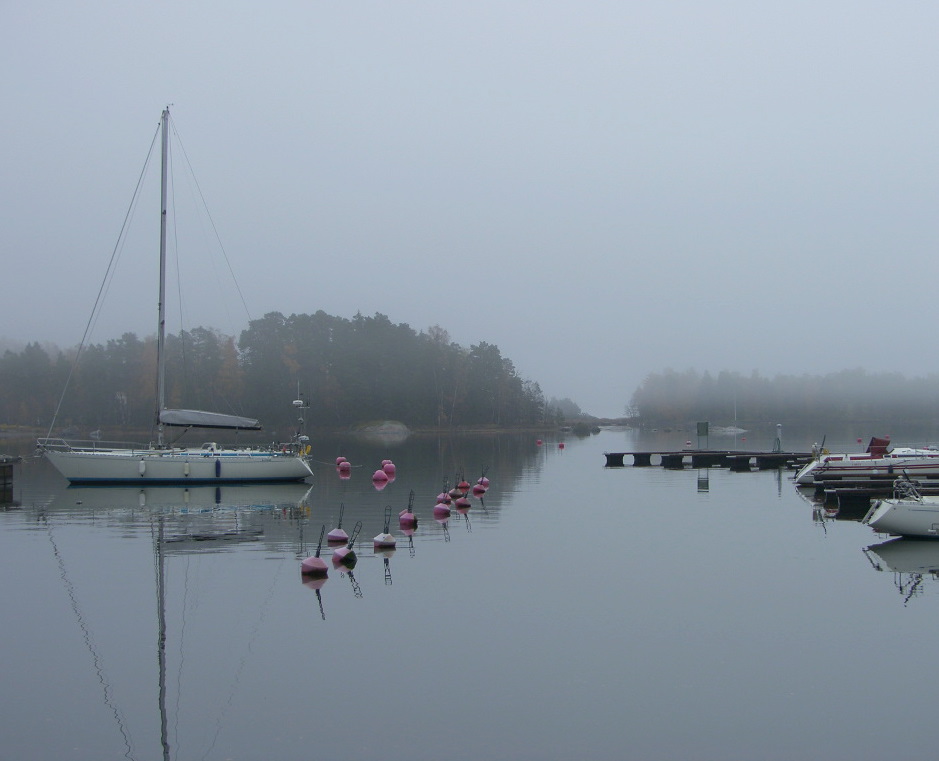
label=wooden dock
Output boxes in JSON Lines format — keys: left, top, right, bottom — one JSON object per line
{"left": 604, "top": 449, "right": 814, "bottom": 471}
{"left": 807, "top": 475, "right": 939, "bottom": 511}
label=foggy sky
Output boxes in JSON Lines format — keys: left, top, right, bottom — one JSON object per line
{"left": 4, "top": 2, "right": 939, "bottom": 418}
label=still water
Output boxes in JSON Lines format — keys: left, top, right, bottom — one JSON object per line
{"left": 2, "top": 426, "right": 939, "bottom": 760}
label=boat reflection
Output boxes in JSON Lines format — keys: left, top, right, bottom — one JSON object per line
{"left": 63, "top": 481, "right": 314, "bottom": 510}
{"left": 864, "top": 538, "right": 939, "bottom": 604}
{"left": 60, "top": 482, "right": 315, "bottom": 553}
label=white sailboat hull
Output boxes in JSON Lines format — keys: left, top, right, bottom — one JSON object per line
{"left": 44, "top": 446, "right": 312, "bottom": 484}
{"left": 864, "top": 497, "right": 939, "bottom": 538}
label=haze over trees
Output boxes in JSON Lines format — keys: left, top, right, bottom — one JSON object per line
{"left": 630, "top": 368, "right": 939, "bottom": 425}
{"left": 0, "top": 311, "right": 548, "bottom": 434}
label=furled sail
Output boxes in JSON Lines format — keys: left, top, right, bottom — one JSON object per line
{"left": 159, "top": 409, "right": 262, "bottom": 430}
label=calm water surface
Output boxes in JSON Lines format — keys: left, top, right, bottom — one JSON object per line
{"left": 3, "top": 426, "right": 939, "bottom": 760}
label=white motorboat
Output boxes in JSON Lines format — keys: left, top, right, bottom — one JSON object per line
{"left": 794, "top": 436, "right": 939, "bottom": 485}
{"left": 37, "top": 109, "right": 312, "bottom": 485}
{"left": 863, "top": 478, "right": 939, "bottom": 538}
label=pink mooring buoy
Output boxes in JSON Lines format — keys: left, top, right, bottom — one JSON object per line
{"left": 399, "top": 489, "right": 417, "bottom": 528}
{"left": 374, "top": 506, "right": 396, "bottom": 548}
{"left": 331, "top": 521, "right": 362, "bottom": 568}
{"left": 382, "top": 460, "right": 396, "bottom": 476}
{"left": 301, "top": 525, "right": 329, "bottom": 577}
{"left": 327, "top": 528, "right": 348, "bottom": 543}
{"left": 301, "top": 555, "right": 328, "bottom": 575}
{"left": 327, "top": 503, "right": 348, "bottom": 544}
{"left": 335, "top": 456, "right": 347, "bottom": 466}
{"left": 372, "top": 468, "right": 390, "bottom": 490}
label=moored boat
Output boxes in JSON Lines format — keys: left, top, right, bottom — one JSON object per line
{"left": 37, "top": 108, "right": 312, "bottom": 485}
{"left": 863, "top": 477, "right": 939, "bottom": 538}
{"left": 794, "top": 436, "right": 939, "bottom": 485}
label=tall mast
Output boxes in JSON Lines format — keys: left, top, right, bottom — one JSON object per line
{"left": 156, "top": 108, "right": 169, "bottom": 447}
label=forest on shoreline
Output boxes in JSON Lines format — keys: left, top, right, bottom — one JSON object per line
{"left": 0, "top": 311, "right": 557, "bottom": 438}
{"left": 4, "top": 315, "right": 935, "bottom": 439}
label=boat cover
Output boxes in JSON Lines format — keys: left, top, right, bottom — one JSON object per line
{"left": 159, "top": 408, "right": 262, "bottom": 430}
{"left": 866, "top": 436, "right": 891, "bottom": 456}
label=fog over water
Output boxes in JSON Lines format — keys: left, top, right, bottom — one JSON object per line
{"left": 5, "top": 2, "right": 939, "bottom": 416}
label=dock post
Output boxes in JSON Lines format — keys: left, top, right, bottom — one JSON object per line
{"left": 0, "top": 458, "right": 13, "bottom": 504}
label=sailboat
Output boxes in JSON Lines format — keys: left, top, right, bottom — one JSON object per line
{"left": 862, "top": 476, "right": 939, "bottom": 538}
{"left": 38, "top": 108, "right": 313, "bottom": 484}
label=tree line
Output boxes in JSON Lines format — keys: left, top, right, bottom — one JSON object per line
{"left": 0, "top": 311, "right": 550, "bottom": 435}
{"left": 629, "top": 368, "right": 939, "bottom": 425}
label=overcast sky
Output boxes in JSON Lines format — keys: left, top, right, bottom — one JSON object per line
{"left": 4, "top": 2, "right": 939, "bottom": 417}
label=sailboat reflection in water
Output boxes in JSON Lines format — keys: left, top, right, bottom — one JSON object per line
{"left": 37, "top": 108, "right": 312, "bottom": 485}
{"left": 864, "top": 538, "right": 939, "bottom": 604}
{"left": 47, "top": 483, "right": 313, "bottom": 759}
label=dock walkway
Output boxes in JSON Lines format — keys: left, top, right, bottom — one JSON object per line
{"left": 604, "top": 449, "right": 814, "bottom": 471}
